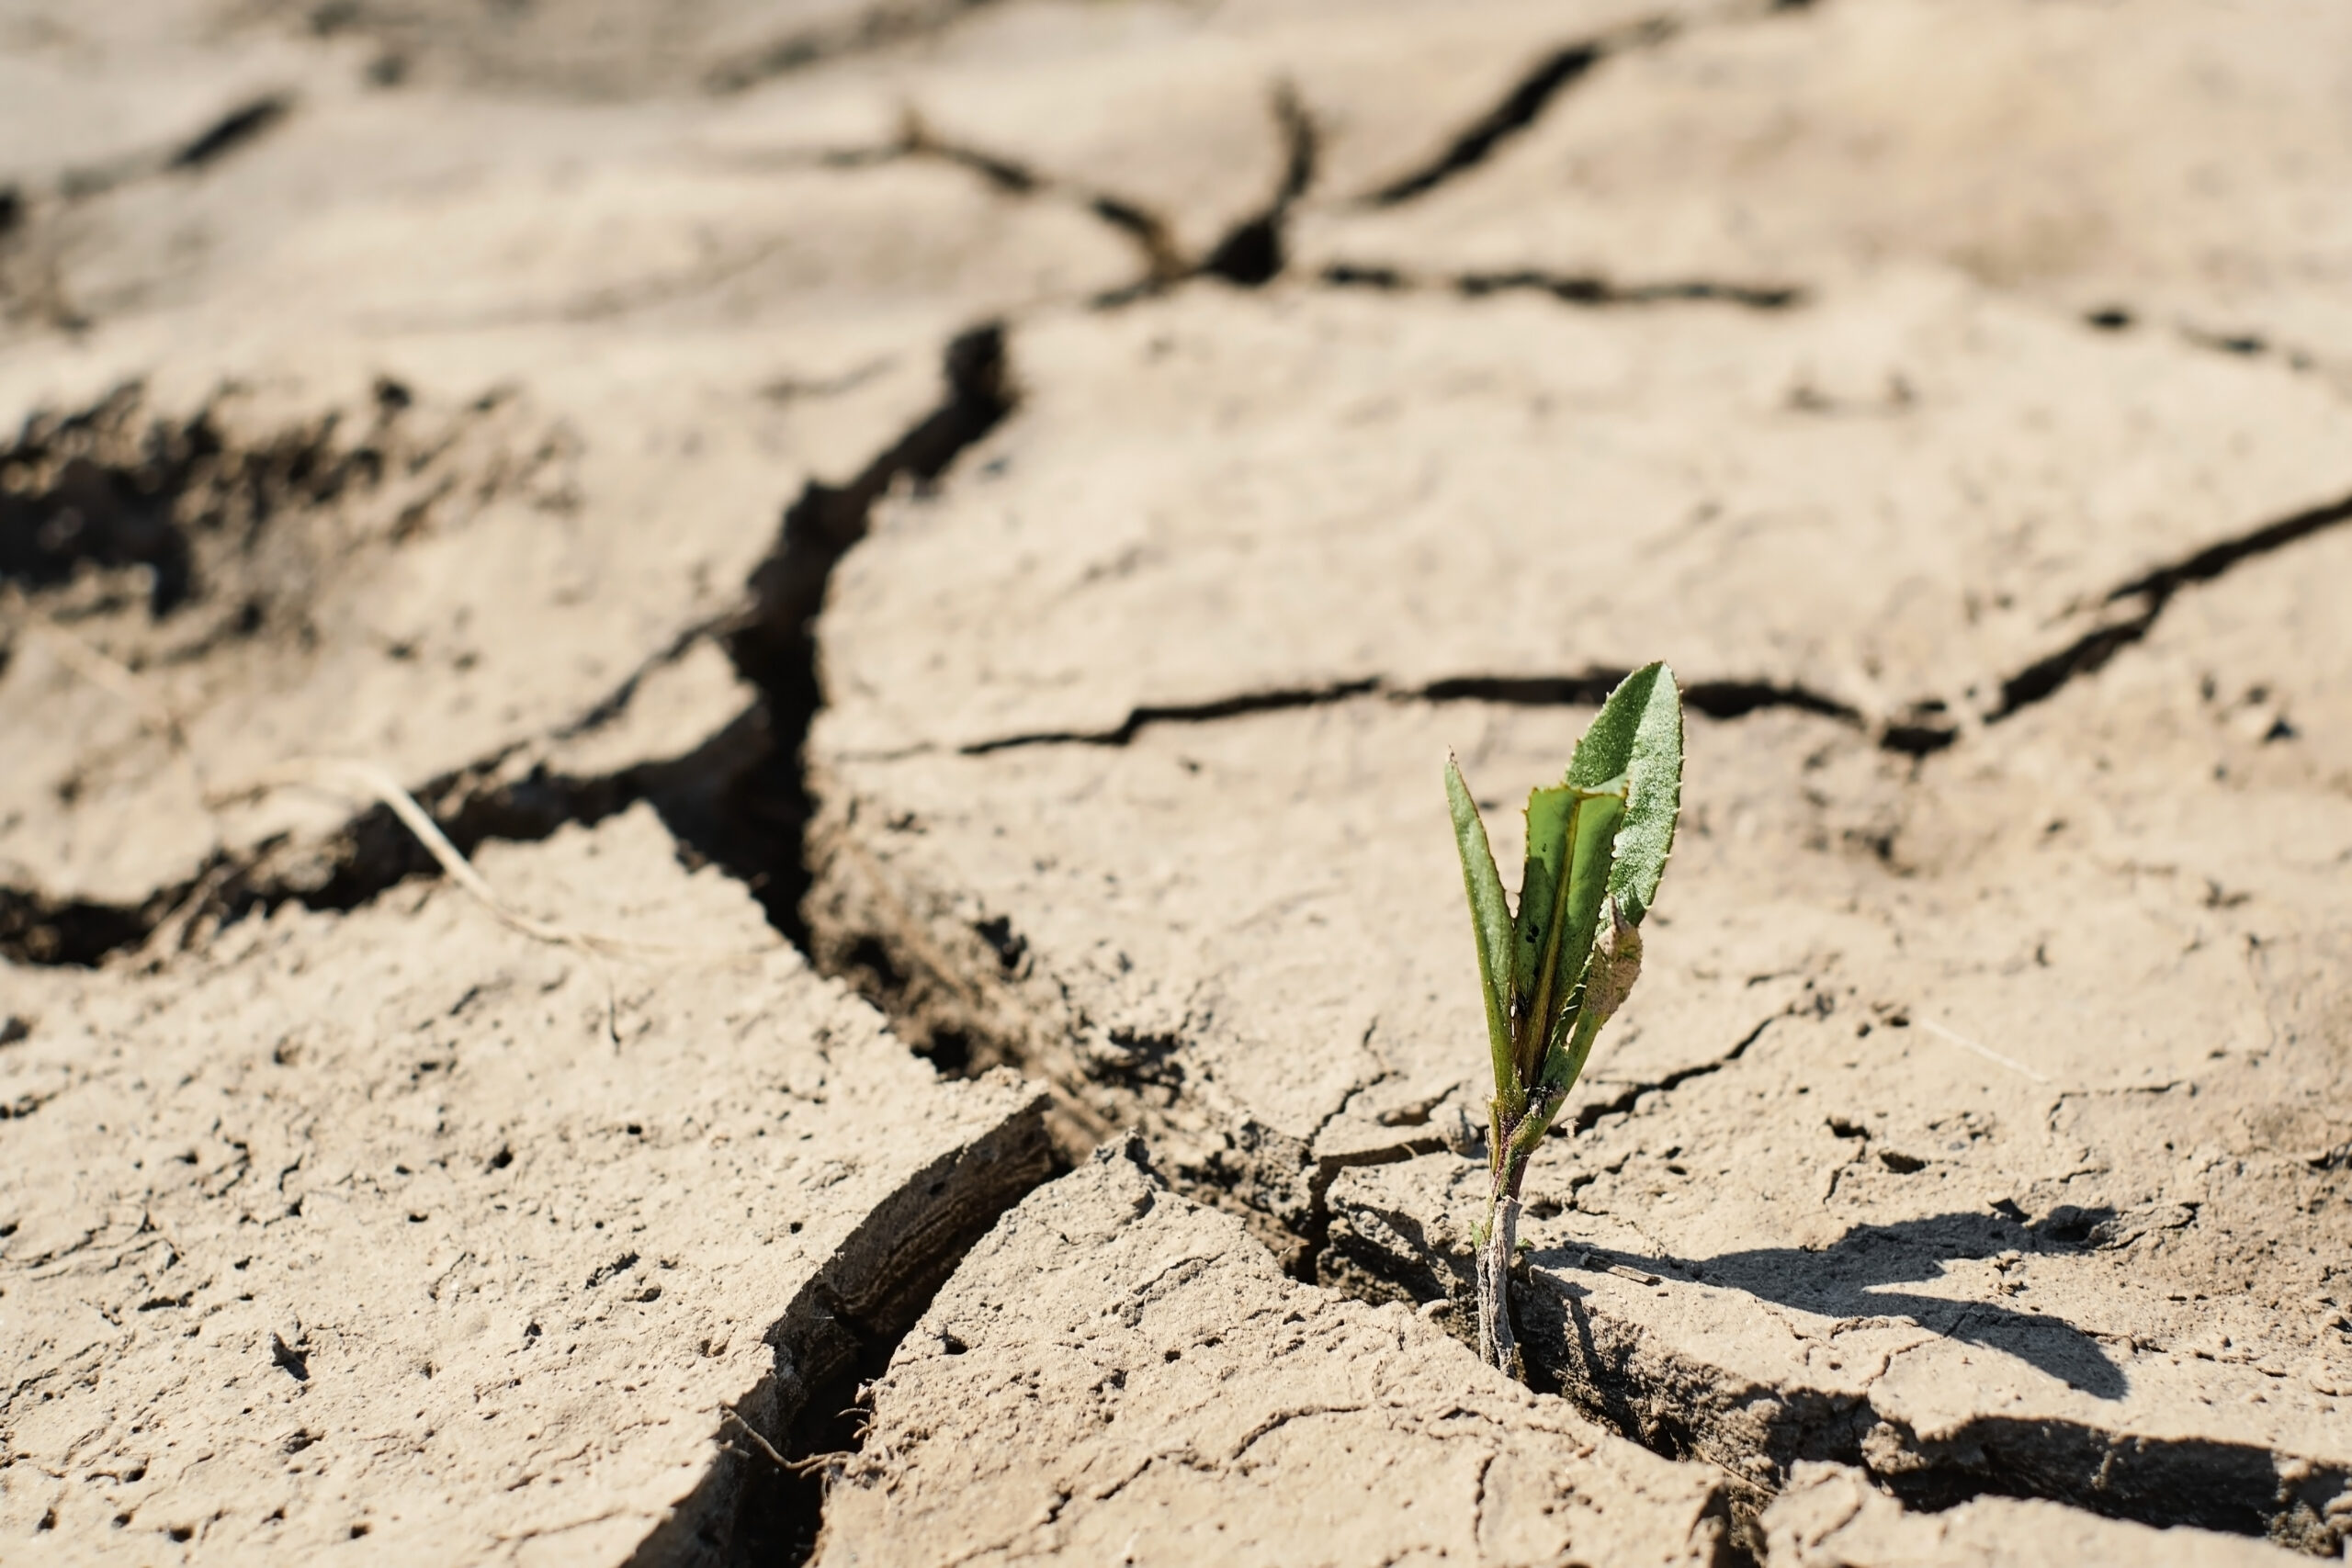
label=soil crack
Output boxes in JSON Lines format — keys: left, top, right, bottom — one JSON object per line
{"left": 955, "top": 669, "right": 1867, "bottom": 755}
{"left": 168, "top": 95, "right": 296, "bottom": 175}
{"left": 959, "top": 678, "right": 1384, "bottom": 753}
{"left": 792, "top": 82, "right": 1316, "bottom": 302}
{"left": 1196, "top": 83, "right": 1318, "bottom": 290}
{"left": 1568, "top": 1010, "right": 1783, "bottom": 1135}
{"left": 52, "top": 93, "right": 295, "bottom": 204}
{"left": 1361, "top": 21, "right": 1669, "bottom": 207}
{"left": 1352, "top": 0, "right": 1822, "bottom": 209}
{"left": 1987, "top": 485, "right": 2352, "bottom": 723}
{"left": 0, "top": 319, "right": 1022, "bottom": 967}
{"left": 722, "top": 322, "right": 1016, "bottom": 948}
{"left": 0, "top": 691, "right": 759, "bottom": 967}
{"left": 630, "top": 1096, "right": 1053, "bottom": 1567}
{"left": 1324, "top": 263, "right": 1804, "bottom": 312}
{"left": 766, "top": 118, "right": 1186, "bottom": 297}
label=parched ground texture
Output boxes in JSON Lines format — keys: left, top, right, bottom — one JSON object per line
{"left": 2, "top": 1, "right": 2348, "bottom": 1564}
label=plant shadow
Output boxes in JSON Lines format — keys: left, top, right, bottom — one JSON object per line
{"left": 1542, "top": 1205, "right": 2132, "bottom": 1400}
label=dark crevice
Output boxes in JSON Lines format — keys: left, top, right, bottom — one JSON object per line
{"left": 1878, "top": 705, "right": 1960, "bottom": 756}
{"left": 1364, "top": 44, "right": 1604, "bottom": 206}
{"left": 1320, "top": 261, "right": 1407, "bottom": 290}
{"left": 801, "top": 831, "right": 1386, "bottom": 1269}
{"left": 1427, "top": 671, "right": 1859, "bottom": 725}
{"left": 721, "top": 323, "right": 1017, "bottom": 948}
{"left": 1987, "top": 487, "right": 2352, "bottom": 723}
{"left": 1286, "top": 1137, "right": 1457, "bottom": 1288}
{"left": 1199, "top": 83, "right": 1317, "bottom": 288}
{"left": 307, "top": 714, "right": 768, "bottom": 917}
{"left": 621, "top": 1100, "right": 1058, "bottom": 1568}
{"left": 2174, "top": 322, "right": 2328, "bottom": 376}
{"left": 1322, "top": 262, "right": 1806, "bottom": 313}
{"left": 1460, "top": 270, "right": 1804, "bottom": 311}
{"left": 58, "top": 95, "right": 295, "bottom": 201}
{"left": 549, "top": 618, "right": 733, "bottom": 739}
{"left": 2180, "top": 324, "right": 2270, "bottom": 358}
{"left": 1683, "top": 679, "right": 1858, "bottom": 723}
{"left": 0, "top": 888, "right": 156, "bottom": 968}
{"left": 906, "top": 133, "right": 1038, "bottom": 197}
{"left": 1362, "top": 19, "right": 1673, "bottom": 207}
{"left": 960, "top": 671, "right": 1867, "bottom": 755}
{"left": 2103, "top": 490, "right": 2352, "bottom": 608}
{"left": 0, "top": 705, "right": 766, "bottom": 967}
{"left": 1086, "top": 194, "right": 1180, "bottom": 276}
{"left": 899, "top": 118, "right": 1188, "bottom": 290}
{"left": 1568, "top": 1012, "right": 1780, "bottom": 1134}
{"left": 959, "top": 679, "right": 1382, "bottom": 754}
{"left": 781, "top": 122, "right": 1190, "bottom": 310}
{"left": 1988, "top": 611, "right": 2157, "bottom": 721}
{"left": 169, "top": 96, "right": 295, "bottom": 172}
{"left": 5, "top": 383, "right": 217, "bottom": 615}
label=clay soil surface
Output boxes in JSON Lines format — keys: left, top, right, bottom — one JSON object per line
{"left": 4, "top": 2, "right": 2349, "bottom": 1564}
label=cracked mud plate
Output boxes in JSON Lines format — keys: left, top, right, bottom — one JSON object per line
{"left": 818, "top": 282, "right": 2352, "bottom": 758}
{"left": 0, "top": 807, "right": 1051, "bottom": 1562}
{"left": 1295, "top": 0, "right": 2352, "bottom": 393}
{"left": 815, "top": 1143, "right": 1731, "bottom": 1568}
{"left": 0, "top": 9, "right": 1136, "bottom": 937}
{"left": 1759, "top": 1462, "right": 2312, "bottom": 1568}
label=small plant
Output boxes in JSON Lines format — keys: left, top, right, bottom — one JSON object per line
{"left": 1445, "top": 662, "right": 1683, "bottom": 1378}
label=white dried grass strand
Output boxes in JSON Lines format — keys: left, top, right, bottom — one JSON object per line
{"left": 1916, "top": 1015, "right": 2052, "bottom": 1085}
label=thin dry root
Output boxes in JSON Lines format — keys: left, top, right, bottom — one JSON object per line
{"left": 214, "top": 758, "right": 776, "bottom": 1043}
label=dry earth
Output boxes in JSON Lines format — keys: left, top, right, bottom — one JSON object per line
{"left": 3, "top": 1, "right": 2348, "bottom": 1564}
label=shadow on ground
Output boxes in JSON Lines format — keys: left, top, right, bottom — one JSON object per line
{"left": 1556, "top": 1207, "right": 2131, "bottom": 1399}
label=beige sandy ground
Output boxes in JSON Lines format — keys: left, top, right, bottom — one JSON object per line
{"left": 4, "top": 1, "right": 2349, "bottom": 1563}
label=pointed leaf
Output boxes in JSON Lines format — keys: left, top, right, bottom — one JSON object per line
{"left": 1510, "top": 782, "right": 1624, "bottom": 1082}
{"left": 1445, "top": 757, "right": 1517, "bottom": 1100}
{"left": 1510, "top": 784, "right": 1573, "bottom": 1080}
{"left": 1565, "top": 661, "right": 1684, "bottom": 926}
{"left": 1543, "top": 783, "right": 1625, "bottom": 1061}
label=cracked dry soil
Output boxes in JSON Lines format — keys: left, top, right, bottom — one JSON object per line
{"left": 5, "top": 2, "right": 2351, "bottom": 1564}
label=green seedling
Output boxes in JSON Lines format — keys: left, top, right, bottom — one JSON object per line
{"left": 1446, "top": 661, "right": 1683, "bottom": 1378}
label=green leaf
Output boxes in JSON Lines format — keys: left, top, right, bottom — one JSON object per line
{"left": 1445, "top": 756, "right": 1517, "bottom": 1102}
{"left": 1543, "top": 784, "right": 1624, "bottom": 1062}
{"left": 1565, "top": 661, "right": 1684, "bottom": 927}
{"left": 1539, "top": 975, "right": 1611, "bottom": 1099}
{"left": 1510, "top": 780, "right": 1625, "bottom": 1083}
{"left": 1510, "top": 783, "right": 1573, "bottom": 1081}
